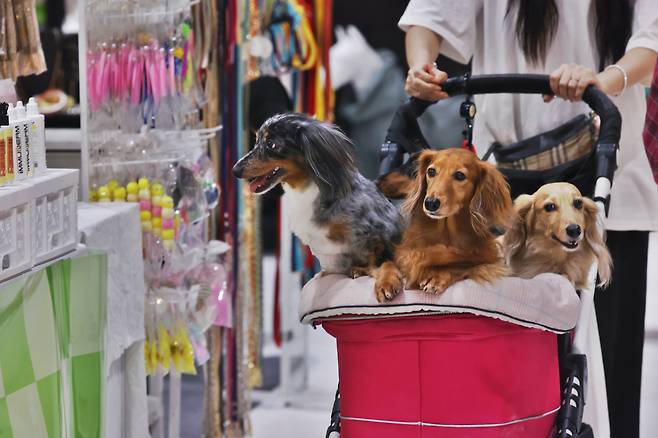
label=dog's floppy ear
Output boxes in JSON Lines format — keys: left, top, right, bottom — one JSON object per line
{"left": 583, "top": 198, "right": 613, "bottom": 287}
{"left": 502, "top": 194, "right": 534, "bottom": 264}
{"left": 377, "top": 171, "right": 415, "bottom": 199}
{"left": 470, "top": 161, "right": 514, "bottom": 237}
{"left": 376, "top": 152, "right": 420, "bottom": 199}
{"left": 402, "top": 151, "right": 432, "bottom": 215}
{"left": 297, "top": 119, "right": 356, "bottom": 199}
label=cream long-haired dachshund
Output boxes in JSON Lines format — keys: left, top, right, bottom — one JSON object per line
{"left": 503, "top": 183, "right": 612, "bottom": 289}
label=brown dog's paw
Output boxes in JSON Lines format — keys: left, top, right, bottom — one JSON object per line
{"left": 375, "top": 277, "right": 403, "bottom": 302}
{"left": 419, "top": 270, "right": 465, "bottom": 295}
{"left": 350, "top": 266, "right": 371, "bottom": 279}
{"left": 373, "top": 262, "right": 403, "bottom": 303}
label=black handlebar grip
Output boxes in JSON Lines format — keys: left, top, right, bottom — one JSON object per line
{"left": 442, "top": 74, "right": 553, "bottom": 96}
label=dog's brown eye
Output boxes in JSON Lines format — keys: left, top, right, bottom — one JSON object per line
{"left": 427, "top": 168, "right": 436, "bottom": 177}
{"left": 453, "top": 171, "right": 466, "bottom": 181}
{"left": 544, "top": 203, "right": 557, "bottom": 212}
{"left": 573, "top": 199, "right": 583, "bottom": 209}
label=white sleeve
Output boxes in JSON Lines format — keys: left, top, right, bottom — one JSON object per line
{"left": 626, "top": 0, "right": 658, "bottom": 53}
{"left": 398, "top": 0, "right": 482, "bottom": 65}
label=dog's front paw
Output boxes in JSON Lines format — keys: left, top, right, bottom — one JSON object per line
{"left": 350, "top": 266, "right": 371, "bottom": 279}
{"left": 375, "top": 277, "right": 403, "bottom": 302}
{"left": 419, "top": 270, "right": 461, "bottom": 295}
{"left": 374, "top": 262, "right": 403, "bottom": 303}
{"left": 419, "top": 277, "right": 446, "bottom": 295}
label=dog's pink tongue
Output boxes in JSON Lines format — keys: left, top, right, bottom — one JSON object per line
{"left": 249, "top": 176, "right": 267, "bottom": 192}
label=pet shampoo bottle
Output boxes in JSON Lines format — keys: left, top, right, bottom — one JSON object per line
{"left": 14, "top": 101, "right": 32, "bottom": 177}
{"left": 7, "top": 103, "right": 27, "bottom": 180}
{"left": 26, "top": 97, "right": 45, "bottom": 174}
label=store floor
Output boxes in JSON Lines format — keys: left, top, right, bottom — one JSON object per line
{"left": 178, "top": 234, "right": 658, "bottom": 437}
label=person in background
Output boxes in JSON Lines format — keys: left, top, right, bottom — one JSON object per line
{"left": 399, "top": 2, "right": 658, "bottom": 437}
{"left": 329, "top": 25, "right": 464, "bottom": 179}
{"left": 644, "top": 59, "right": 658, "bottom": 185}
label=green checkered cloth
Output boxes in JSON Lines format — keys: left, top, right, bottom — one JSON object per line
{"left": 0, "top": 253, "right": 107, "bottom": 438}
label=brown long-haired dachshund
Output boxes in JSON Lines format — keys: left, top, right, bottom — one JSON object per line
{"left": 375, "top": 148, "right": 515, "bottom": 300}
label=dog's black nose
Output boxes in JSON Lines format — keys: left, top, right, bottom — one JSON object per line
{"left": 424, "top": 197, "right": 440, "bottom": 212}
{"left": 232, "top": 162, "right": 243, "bottom": 178}
{"left": 566, "top": 224, "right": 581, "bottom": 238}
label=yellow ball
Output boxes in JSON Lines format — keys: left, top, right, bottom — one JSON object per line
{"left": 98, "top": 186, "right": 110, "bottom": 202}
{"left": 140, "top": 210, "right": 152, "bottom": 221}
{"left": 89, "top": 190, "right": 99, "bottom": 202}
{"left": 138, "top": 177, "right": 150, "bottom": 189}
{"left": 113, "top": 187, "right": 126, "bottom": 201}
{"left": 127, "top": 181, "right": 139, "bottom": 194}
{"left": 152, "top": 217, "right": 162, "bottom": 228}
{"left": 139, "top": 188, "right": 151, "bottom": 200}
{"left": 152, "top": 195, "right": 162, "bottom": 208}
{"left": 161, "top": 196, "right": 174, "bottom": 209}
{"left": 142, "top": 221, "right": 153, "bottom": 232}
{"left": 152, "top": 183, "right": 165, "bottom": 197}
{"left": 162, "top": 229, "right": 175, "bottom": 240}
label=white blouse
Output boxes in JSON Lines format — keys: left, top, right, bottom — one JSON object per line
{"left": 400, "top": 0, "right": 658, "bottom": 231}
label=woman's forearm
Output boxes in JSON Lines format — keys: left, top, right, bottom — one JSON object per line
{"left": 405, "top": 25, "right": 443, "bottom": 69}
{"left": 598, "top": 47, "right": 658, "bottom": 95}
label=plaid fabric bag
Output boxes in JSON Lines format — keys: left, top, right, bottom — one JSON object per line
{"left": 485, "top": 114, "right": 599, "bottom": 198}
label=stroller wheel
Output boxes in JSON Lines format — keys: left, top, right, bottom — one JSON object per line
{"left": 326, "top": 387, "right": 341, "bottom": 438}
{"left": 577, "top": 423, "right": 594, "bottom": 438}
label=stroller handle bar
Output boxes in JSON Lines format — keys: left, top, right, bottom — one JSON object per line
{"left": 383, "top": 74, "right": 620, "bottom": 183}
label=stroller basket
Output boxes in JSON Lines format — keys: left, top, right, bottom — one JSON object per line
{"left": 320, "top": 74, "right": 620, "bottom": 438}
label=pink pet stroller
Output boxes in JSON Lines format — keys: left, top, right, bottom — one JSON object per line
{"left": 301, "top": 75, "right": 620, "bottom": 438}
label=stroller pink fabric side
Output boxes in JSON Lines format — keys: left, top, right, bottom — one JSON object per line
{"left": 324, "top": 314, "right": 560, "bottom": 437}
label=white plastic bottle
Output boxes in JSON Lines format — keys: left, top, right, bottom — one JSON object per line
{"left": 7, "top": 103, "right": 27, "bottom": 180}
{"left": 14, "top": 101, "right": 32, "bottom": 177}
{"left": 26, "top": 97, "right": 45, "bottom": 175}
